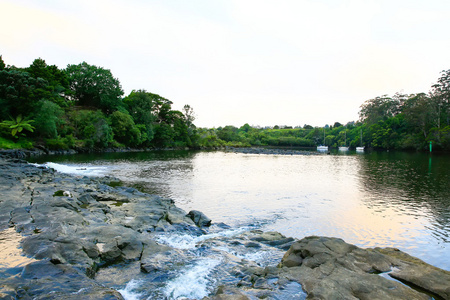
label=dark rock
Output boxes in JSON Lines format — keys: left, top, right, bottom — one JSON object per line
{"left": 12, "top": 260, "right": 124, "bottom": 299}
{"left": 211, "top": 286, "right": 251, "bottom": 300}
{"left": 187, "top": 210, "right": 212, "bottom": 227}
{"left": 245, "top": 242, "right": 261, "bottom": 248}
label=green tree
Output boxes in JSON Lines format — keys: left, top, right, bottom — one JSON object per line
{"left": 69, "top": 110, "right": 113, "bottom": 147}
{"left": 0, "top": 56, "right": 5, "bottom": 70}
{"left": 33, "top": 100, "right": 64, "bottom": 138}
{"left": 65, "top": 62, "right": 123, "bottom": 113}
{"left": 123, "top": 90, "right": 156, "bottom": 143}
{"left": 402, "top": 93, "right": 433, "bottom": 140}
{"left": 182, "top": 104, "right": 196, "bottom": 135}
{"left": 26, "top": 58, "right": 71, "bottom": 108}
{"left": 0, "top": 69, "right": 47, "bottom": 120}
{"left": 109, "top": 111, "right": 141, "bottom": 146}
{"left": 431, "top": 69, "right": 450, "bottom": 128}
{"left": 217, "top": 126, "right": 239, "bottom": 142}
{"left": 239, "top": 123, "right": 251, "bottom": 133}
{"left": 359, "top": 95, "right": 400, "bottom": 125}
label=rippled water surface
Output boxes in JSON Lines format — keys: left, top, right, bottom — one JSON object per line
{"left": 30, "top": 150, "right": 450, "bottom": 271}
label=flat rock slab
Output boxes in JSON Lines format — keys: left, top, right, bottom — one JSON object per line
{"left": 279, "top": 236, "right": 450, "bottom": 300}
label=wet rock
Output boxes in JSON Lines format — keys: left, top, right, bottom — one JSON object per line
{"left": 244, "top": 230, "right": 295, "bottom": 250}
{"left": 2, "top": 260, "right": 124, "bottom": 299}
{"left": 210, "top": 286, "right": 251, "bottom": 300}
{"left": 140, "top": 240, "right": 185, "bottom": 273}
{"left": 279, "top": 236, "right": 448, "bottom": 300}
{"left": 377, "top": 247, "right": 450, "bottom": 300}
{"left": 187, "top": 209, "right": 212, "bottom": 227}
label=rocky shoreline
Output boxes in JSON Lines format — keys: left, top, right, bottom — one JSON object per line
{"left": 0, "top": 153, "right": 449, "bottom": 299}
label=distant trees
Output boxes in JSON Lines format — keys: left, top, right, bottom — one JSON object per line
{"left": 356, "top": 75, "right": 450, "bottom": 151}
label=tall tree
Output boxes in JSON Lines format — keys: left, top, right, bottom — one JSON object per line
{"left": 182, "top": 104, "right": 196, "bottom": 136}
{"left": 26, "top": 58, "right": 71, "bottom": 107}
{"left": 0, "top": 69, "right": 47, "bottom": 120}
{"left": 65, "top": 62, "right": 123, "bottom": 113}
{"left": 359, "top": 95, "right": 400, "bottom": 125}
{"left": 431, "top": 69, "right": 450, "bottom": 127}
{"left": 123, "top": 89, "right": 156, "bottom": 142}
{"left": 0, "top": 56, "right": 5, "bottom": 70}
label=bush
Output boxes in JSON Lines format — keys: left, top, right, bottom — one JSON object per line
{"left": 0, "top": 137, "right": 33, "bottom": 149}
{"left": 109, "top": 111, "right": 141, "bottom": 146}
{"left": 69, "top": 110, "right": 113, "bottom": 147}
{"left": 46, "top": 138, "right": 69, "bottom": 150}
{"left": 33, "top": 100, "right": 63, "bottom": 138}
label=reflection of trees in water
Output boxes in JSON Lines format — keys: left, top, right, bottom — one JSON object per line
{"left": 358, "top": 151, "right": 450, "bottom": 239}
{"left": 129, "top": 151, "right": 196, "bottom": 201}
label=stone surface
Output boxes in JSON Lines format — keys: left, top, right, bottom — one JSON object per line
{"left": 187, "top": 209, "right": 212, "bottom": 227}
{"left": 278, "top": 236, "right": 450, "bottom": 300}
{"left": 0, "top": 157, "right": 193, "bottom": 298}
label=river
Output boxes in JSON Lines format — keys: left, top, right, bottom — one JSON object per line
{"left": 28, "top": 149, "right": 450, "bottom": 298}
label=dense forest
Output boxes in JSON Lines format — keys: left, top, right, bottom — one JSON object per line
{"left": 0, "top": 56, "right": 449, "bottom": 152}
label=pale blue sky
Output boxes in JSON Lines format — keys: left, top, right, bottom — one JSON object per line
{"left": 1, "top": 0, "right": 449, "bottom": 127}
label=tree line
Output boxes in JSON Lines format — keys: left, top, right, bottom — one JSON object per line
{"left": 0, "top": 56, "right": 198, "bottom": 150}
{"left": 0, "top": 55, "right": 449, "bottom": 151}
{"left": 198, "top": 69, "right": 450, "bottom": 151}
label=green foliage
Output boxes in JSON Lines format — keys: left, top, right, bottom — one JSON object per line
{"left": 0, "top": 56, "right": 5, "bottom": 70}
{"left": 65, "top": 62, "right": 123, "bottom": 113}
{"left": 123, "top": 89, "right": 155, "bottom": 143}
{"left": 0, "top": 69, "right": 46, "bottom": 119}
{"left": 359, "top": 95, "right": 400, "bottom": 125}
{"left": 33, "top": 100, "right": 64, "bottom": 138}
{"left": 109, "top": 111, "right": 141, "bottom": 146}
{"left": 69, "top": 110, "right": 113, "bottom": 147}
{"left": 0, "top": 115, "right": 35, "bottom": 138}
{"left": 46, "top": 137, "right": 69, "bottom": 150}
{"left": 26, "top": 58, "right": 71, "bottom": 108}
{"left": 217, "top": 126, "right": 239, "bottom": 142}
{"left": 0, "top": 136, "right": 33, "bottom": 149}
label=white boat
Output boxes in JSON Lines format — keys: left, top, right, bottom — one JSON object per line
{"left": 338, "top": 130, "right": 349, "bottom": 151}
{"left": 317, "top": 128, "right": 328, "bottom": 151}
{"left": 356, "top": 129, "right": 364, "bottom": 152}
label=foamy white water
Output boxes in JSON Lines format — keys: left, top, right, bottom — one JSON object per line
{"left": 156, "top": 227, "right": 247, "bottom": 250}
{"left": 33, "top": 162, "right": 109, "bottom": 177}
{"left": 117, "top": 279, "right": 143, "bottom": 300}
{"left": 162, "top": 258, "right": 221, "bottom": 299}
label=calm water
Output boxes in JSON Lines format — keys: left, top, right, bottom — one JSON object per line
{"left": 29, "top": 150, "right": 450, "bottom": 271}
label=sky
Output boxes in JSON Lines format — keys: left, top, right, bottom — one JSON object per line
{"left": 1, "top": 0, "right": 449, "bottom": 128}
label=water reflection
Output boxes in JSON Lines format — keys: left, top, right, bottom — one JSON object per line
{"left": 0, "top": 228, "right": 37, "bottom": 274}
{"left": 358, "top": 152, "right": 450, "bottom": 243}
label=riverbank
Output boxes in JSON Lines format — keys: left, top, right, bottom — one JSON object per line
{"left": 1, "top": 154, "right": 449, "bottom": 299}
